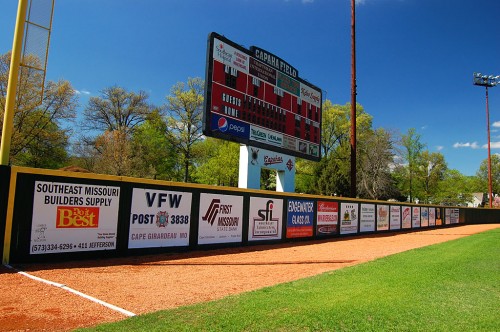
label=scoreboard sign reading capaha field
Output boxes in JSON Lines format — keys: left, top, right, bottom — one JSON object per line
{"left": 204, "top": 32, "right": 322, "bottom": 161}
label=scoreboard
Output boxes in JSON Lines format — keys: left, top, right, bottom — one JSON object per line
{"left": 203, "top": 32, "right": 322, "bottom": 161}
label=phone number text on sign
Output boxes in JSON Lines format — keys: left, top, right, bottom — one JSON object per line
{"left": 31, "top": 241, "right": 114, "bottom": 253}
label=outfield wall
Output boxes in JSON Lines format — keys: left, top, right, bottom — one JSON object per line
{"left": 1, "top": 166, "right": 498, "bottom": 264}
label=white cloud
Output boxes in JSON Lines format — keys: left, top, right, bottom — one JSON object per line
{"left": 492, "top": 121, "right": 500, "bottom": 128}
{"left": 355, "top": 0, "right": 366, "bottom": 5}
{"left": 436, "top": 146, "right": 444, "bottom": 151}
{"left": 453, "top": 142, "right": 480, "bottom": 149}
{"left": 74, "top": 89, "right": 91, "bottom": 95}
{"left": 484, "top": 141, "right": 500, "bottom": 149}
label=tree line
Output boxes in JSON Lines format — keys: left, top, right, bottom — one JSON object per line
{"left": 1, "top": 51, "right": 498, "bottom": 206}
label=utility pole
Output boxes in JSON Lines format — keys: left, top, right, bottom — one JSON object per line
{"left": 350, "top": 0, "right": 357, "bottom": 198}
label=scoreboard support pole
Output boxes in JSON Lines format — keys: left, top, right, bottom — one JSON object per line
{"left": 238, "top": 145, "right": 296, "bottom": 193}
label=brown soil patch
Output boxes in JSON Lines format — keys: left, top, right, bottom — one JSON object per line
{"left": 1, "top": 224, "right": 498, "bottom": 331}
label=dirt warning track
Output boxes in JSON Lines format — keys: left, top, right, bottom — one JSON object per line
{"left": 1, "top": 224, "right": 498, "bottom": 331}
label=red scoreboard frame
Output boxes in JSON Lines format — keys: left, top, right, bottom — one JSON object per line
{"left": 203, "top": 32, "right": 322, "bottom": 161}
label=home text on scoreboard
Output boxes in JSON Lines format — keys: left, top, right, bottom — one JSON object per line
{"left": 203, "top": 32, "right": 322, "bottom": 162}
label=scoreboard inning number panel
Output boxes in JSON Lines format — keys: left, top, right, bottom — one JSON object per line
{"left": 203, "top": 32, "right": 322, "bottom": 162}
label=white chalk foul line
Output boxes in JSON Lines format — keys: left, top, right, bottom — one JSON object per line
{"left": 3, "top": 264, "right": 136, "bottom": 317}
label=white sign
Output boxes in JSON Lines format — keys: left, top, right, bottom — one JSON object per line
{"left": 377, "top": 205, "right": 389, "bottom": 231}
{"left": 446, "top": 208, "right": 459, "bottom": 224}
{"left": 248, "top": 197, "right": 283, "bottom": 241}
{"left": 412, "top": 207, "right": 421, "bottom": 228}
{"left": 250, "top": 125, "right": 283, "bottom": 147}
{"left": 128, "top": 188, "right": 192, "bottom": 249}
{"left": 198, "top": 193, "right": 243, "bottom": 244}
{"left": 389, "top": 206, "right": 401, "bottom": 230}
{"left": 402, "top": 206, "right": 412, "bottom": 229}
{"left": 30, "top": 181, "right": 120, "bottom": 254}
{"left": 340, "top": 203, "right": 358, "bottom": 234}
{"left": 213, "top": 38, "right": 249, "bottom": 73}
{"left": 300, "top": 82, "right": 321, "bottom": 107}
{"left": 360, "top": 204, "right": 375, "bottom": 232}
{"left": 421, "top": 207, "right": 429, "bottom": 227}
{"left": 428, "top": 207, "right": 436, "bottom": 226}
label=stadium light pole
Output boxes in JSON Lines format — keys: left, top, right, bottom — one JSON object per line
{"left": 350, "top": 0, "right": 357, "bottom": 198}
{"left": 473, "top": 72, "right": 499, "bottom": 208}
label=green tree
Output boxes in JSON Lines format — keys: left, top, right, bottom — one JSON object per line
{"left": 397, "top": 128, "right": 426, "bottom": 202}
{"left": 92, "top": 130, "right": 132, "bottom": 176}
{"left": 314, "top": 101, "right": 372, "bottom": 197}
{"left": 192, "top": 138, "right": 239, "bottom": 186}
{"left": 358, "top": 128, "right": 397, "bottom": 200}
{"left": 476, "top": 154, "right": 500, "bottom": 205}
{"left": 315, "top": 151, "right": 350, "bottom": 196}
{"left": 295, "top": 158, "right": 317, "bottom": 194}
{"left": 415, "top": 151, "right": 447, "bottom": 203}
{"left": 165, "top": 77, "right": 204, "bottom": 182}
{"left": 79, "top": 86, "right": 153, "bottom": 176}
{"left": 14, "top": 111, "right": 70, "bottom": 168}
{"left": 130, "top": 110, "right": 180, "bottom": 180}
{"left": 0, "top": 52, "right": 77, "bottom": 167}
{"left": 320, "top": 101, "right": 372, "bottom": 158}
{"left": 83, "top": 86, "right": 151, "bottom": 134}
{"left": 434, "top": 169, "right": 474, "bottom": 206}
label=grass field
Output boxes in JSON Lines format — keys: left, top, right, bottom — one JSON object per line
{"left": 79, "top": 228, "right": 500, "bottom": 331}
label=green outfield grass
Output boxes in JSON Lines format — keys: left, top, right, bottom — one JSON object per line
{"left": 80, "top": 228, "right": 500, "bottom": 332}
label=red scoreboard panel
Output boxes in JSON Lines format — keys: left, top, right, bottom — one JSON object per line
{"left": 203, "top": 32, "right": 322, "bottom": 161}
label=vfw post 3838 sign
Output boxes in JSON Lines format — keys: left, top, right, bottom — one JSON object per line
{"left": 30, "top": 181, "right": 120, "bottom": 254}
{"left": 128, "top": 188, "right": 192, "bottom": 248}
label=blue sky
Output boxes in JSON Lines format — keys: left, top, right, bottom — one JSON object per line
{"left": 1, "top": 0, "right": 499, "bottom": 176}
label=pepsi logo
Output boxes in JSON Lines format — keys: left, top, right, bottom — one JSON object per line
{"left": 218, "top": 117, "right": 228, "bottom": 132}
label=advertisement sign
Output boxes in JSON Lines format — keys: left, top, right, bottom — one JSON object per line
{"left": 128, "top": 188, "right": 192, "bottom": 249}
{"left": 412, "top": 207, "right": 421, "bottom": 228}
{"left": 436, "top": 208, "right": 443, "bottom": 226}
{"left": 30, "top": 181, "right": 120, "bottom": 254}
{"left": 452, "top": 208, "right": 460, "bottom": 224}
{"left": 316, "top": 201, "right": 338, "bottom": 235}
{"left": 428, "top": 207, "right": 436, "bottom": 226}
{"left": 446, "top": 208, "right": 460, "bottom": 224}
{"left": 286, "top": 199, "right": 314, "bottom": 238}
{"left": 376, "top": 205, "right": 389, "bottom": 231}
{"left": 360, "top": 204, "right": 375, "bottom": 232}
{"left": 420, "top": 207, "right": 429, "bottom": 227}
{"left": 389, "top": 206, "right": 401, "bottom": 230}
{"left": 248, "top": 197, "right": 283, "bottom": 241}
{"left": 210, "top": 113, "right": 250, "bottom": 139}
{"left": 198, "top": 193, "right": 243, "bottom": 244}
{"left": 340, "top": 203, "right": 359, "bottom": 235}
{"left": 402, "top": 206, "right": 412, "bottom": 229}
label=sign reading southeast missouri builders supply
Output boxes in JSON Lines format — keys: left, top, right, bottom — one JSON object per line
{"left": 30, "top": 181, "right": 120, "bottom": 254}
{"left": 203, "top": 32, "right": 322, "bottom": 161}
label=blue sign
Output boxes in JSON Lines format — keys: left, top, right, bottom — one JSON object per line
{"left": 211, "top": 114, "right": 250, "bottom": 139}
{"left": 286, "top": 199, "right": 314, "bottom": 238}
